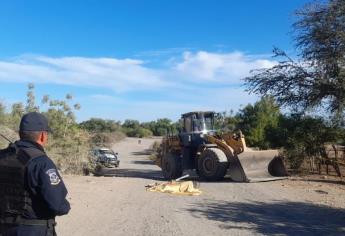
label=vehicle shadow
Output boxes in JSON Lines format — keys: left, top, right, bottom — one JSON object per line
{"left": 131, "top": 149, "right": 154, "bottom": 156}
{"left": 95, "top": 168, "right": 239, "bottom": 182}
{"left": 131, "top": 160, "right": 155, "bottom": 165}
{"left": 185, "top": 200, "right": 345, "bottom": 236}
{"left": 95, "top": 168, "right": 164, "bottom": 181}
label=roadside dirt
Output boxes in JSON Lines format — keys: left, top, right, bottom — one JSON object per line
{"left": 56, "top": 138, "right": 345, "bottom": 236}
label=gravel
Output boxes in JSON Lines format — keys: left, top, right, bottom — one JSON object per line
{"left": 56, "top": 138, "right": 345, "bottom": 236}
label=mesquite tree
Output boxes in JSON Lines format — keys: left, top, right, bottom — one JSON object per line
{"left": 245, "top": 0, "right": 345, "bottom": 120}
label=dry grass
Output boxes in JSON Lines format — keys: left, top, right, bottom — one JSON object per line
{"left": 0, "top": 126, "right": 126, "bottom": 175}
{"left": 45, "top": 129, "right": 91, "bottom": 175}
{"left": 48, "top": 131, "right": 126, "bottom": 175}
{"left": 0, "top": 125, "right": 18, "bottom": 149}
{"left": 148, "top": 140, "right": 162, "bottom": 161}
{"left": 89, "top": 131, "right": 126, "bottom": 149}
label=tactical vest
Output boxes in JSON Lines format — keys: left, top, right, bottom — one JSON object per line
{"left": 0, "top": 143, "right": 45, "bottom": 219}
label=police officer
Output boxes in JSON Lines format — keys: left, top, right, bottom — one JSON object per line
{"left": 0, "top": 112, "right": 70, "bottom": 236}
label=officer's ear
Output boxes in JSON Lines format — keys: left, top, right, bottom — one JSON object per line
{"left": 38, "top": 131, "right": 48, "bottom": 146}
{"left": 42, "top": 131, "right": 49, "bottom": 145}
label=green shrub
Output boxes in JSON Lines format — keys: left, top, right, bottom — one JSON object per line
{"left": 274, "top": 114, "right": 341, "bottom": 169}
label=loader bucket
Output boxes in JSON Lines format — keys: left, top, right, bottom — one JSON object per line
{"left": 227, "top": 150, "right": 288, "bottom": 182}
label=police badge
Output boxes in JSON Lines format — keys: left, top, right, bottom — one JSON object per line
{"left": 46, "top": 169, "right": 61, "bottom": 185}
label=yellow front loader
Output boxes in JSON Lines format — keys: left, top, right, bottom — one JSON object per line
{"left": 156, "top": 111, "right": 287, "bottom": 182}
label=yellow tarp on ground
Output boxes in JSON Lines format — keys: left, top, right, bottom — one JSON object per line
{"left": 146, "top": 181, "right": 202, "bottom": 196}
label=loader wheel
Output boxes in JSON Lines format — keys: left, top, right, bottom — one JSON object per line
{"left": 198, "top": 148, "right": 228, "bottom": 181}
{"left": 162, "top": 153, "right": 183, "bottom": 180}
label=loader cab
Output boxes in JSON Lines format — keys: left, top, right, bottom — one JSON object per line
{"left": 179, "top": 111, "right": 216, "bottom": 147}
{"left": 181, "top": 111, "right": 215, "bottom": 134}
{"left": 179, "top": 111, "right": 216, "bottom": 169}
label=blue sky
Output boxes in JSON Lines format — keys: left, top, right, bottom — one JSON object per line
{"left": 0, "top": 0, "right": 310, "bottom": 122}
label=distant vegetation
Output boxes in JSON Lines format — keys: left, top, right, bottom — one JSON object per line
{"left": 80, "top": 117, "right": 178, "bottom": 138}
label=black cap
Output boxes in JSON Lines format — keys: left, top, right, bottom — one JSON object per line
{"left": 19, "top": 112, "right": 51, "bottom": 132}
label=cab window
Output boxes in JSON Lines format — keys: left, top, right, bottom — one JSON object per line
{"left": 184, "top": 117, "right": 192, "bottom": 132}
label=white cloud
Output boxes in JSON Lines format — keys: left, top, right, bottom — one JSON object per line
{"left": 175, "top": 51, "right": 276, "bottom": 83}
{"left": 0, "top": 51, "right": 276, "bottom": 91}
{"left": 0, "top": 55, "right": 166, "bottom": 92}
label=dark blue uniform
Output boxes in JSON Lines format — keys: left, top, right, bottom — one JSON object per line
{"left": 3, "top": 140, "right": 70, "bottom": 236}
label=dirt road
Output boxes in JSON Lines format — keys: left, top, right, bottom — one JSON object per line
{"left": 56, "top": 138, "right": 345, "bottom": 236}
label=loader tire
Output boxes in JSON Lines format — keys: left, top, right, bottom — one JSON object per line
{"left": 198, "top": 148, "right": 228, "bottom": 181}
{"left": 162, "top": 153, "right": 183, "bottom": 180}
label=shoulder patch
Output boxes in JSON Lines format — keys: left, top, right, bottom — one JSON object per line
{"left": 46, "top": 169, "right": 61, "bottom": 185}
